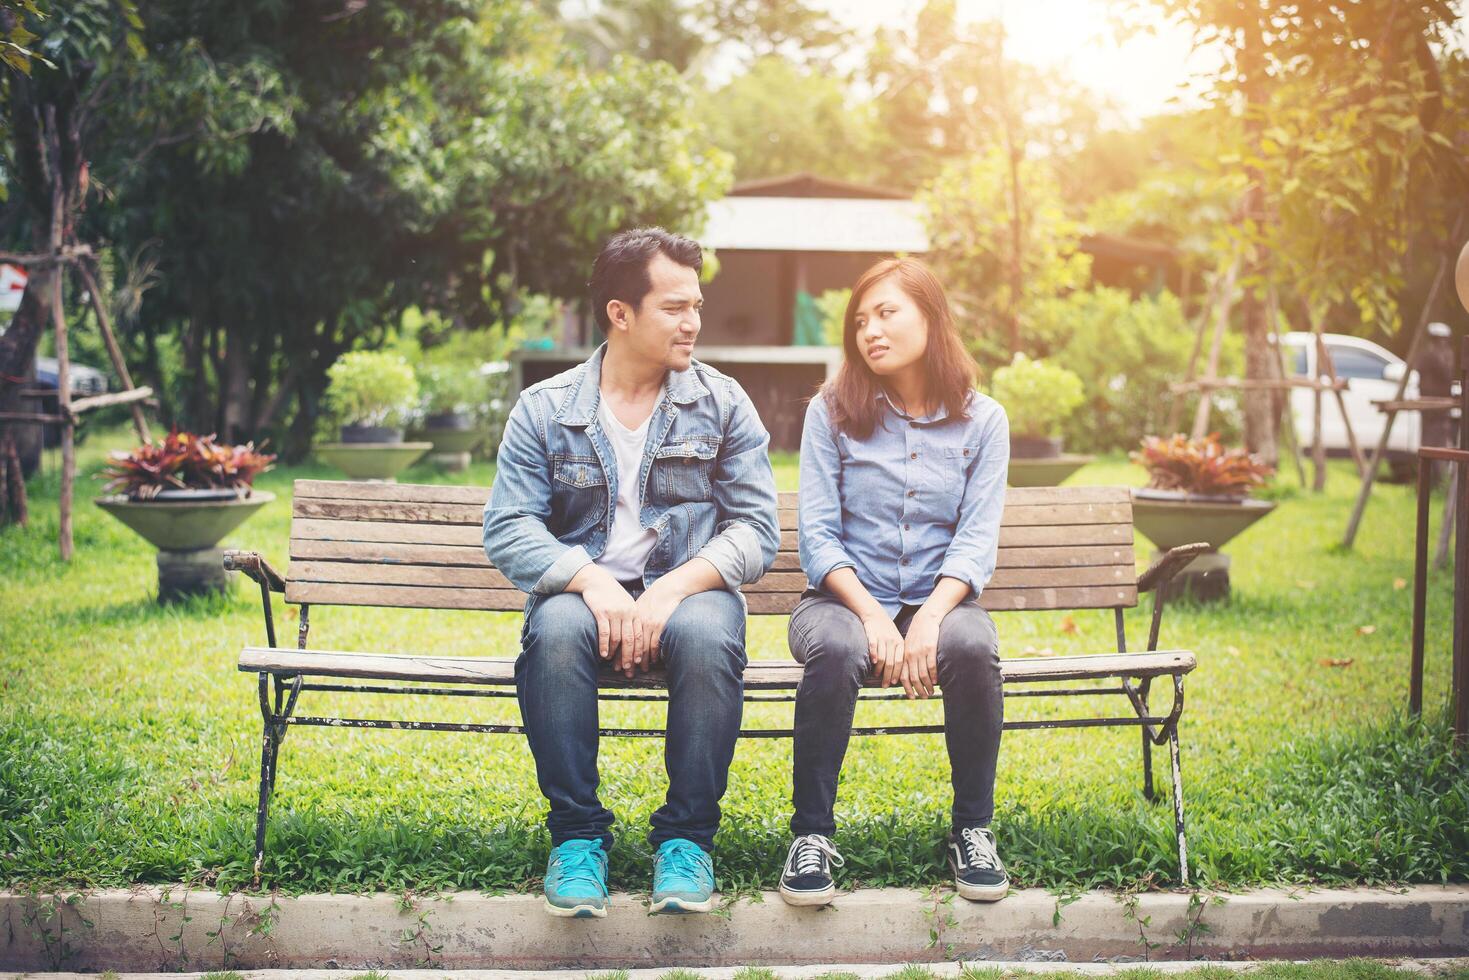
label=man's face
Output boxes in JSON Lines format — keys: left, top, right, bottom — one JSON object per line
{"left": 611, "top": 252, "right": 703, "bottom": 372}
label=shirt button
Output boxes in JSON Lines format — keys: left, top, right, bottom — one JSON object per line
{"left": 903, "top": 523, "right": 911, "bottom": 531}
{"left": 901, "top": 557, "right": 911, "bottom": 566}
{"left": 906, "top": 489, "right": 916, "bottom": 497}
{"left": 909, "top": 452, "right": 918, "bottom": 460}
{"left": 963, "top": 448, "right": 970, "bottom": 456}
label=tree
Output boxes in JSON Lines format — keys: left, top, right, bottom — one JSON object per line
{"left": 86, "top": 0, "right": 729, "bottom": 454}
{"left": 0, "top": 0, "right": 146, "bottom": 525}
{"left": 699, "top": 56, "right": 877, "bottom": 183}
{"left": 1135, "top": 0, "right": 1466, "bottom": 461}
{"left": 920, "top": 145, "right": 1092, "bottom": 363}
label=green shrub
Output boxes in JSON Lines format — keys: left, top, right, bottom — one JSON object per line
{"left": 1026, "top": 287, "right": 1244, "bottom": 453}
{"left": 417, "top": 363, "right": 488, "bottom": 418}
{"left": 989, "top": 353, "right": 1085, "bottom": 439}
{"left": 325, "top": 351, "right": 419, "bottom": 428}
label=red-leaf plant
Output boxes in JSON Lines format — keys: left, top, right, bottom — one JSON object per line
{"left": 1130, "top": 433, "right": 1274, "bottom": 498}
{"left": 100, "top": 429, "right": 276, "bottom": 500}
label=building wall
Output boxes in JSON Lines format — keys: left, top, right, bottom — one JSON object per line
{"left": 699, "top": 249, "right": 892, "bottom": 346}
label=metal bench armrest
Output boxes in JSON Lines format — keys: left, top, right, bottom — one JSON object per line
{"left": 1136, "top": 542, "right": 1210, "bottom": 594}
{"left": 224, "top": 549, "right": 287, "bottom": 593}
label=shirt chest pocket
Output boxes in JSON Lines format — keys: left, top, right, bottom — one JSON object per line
{"left": 550, "top": 454, "right": 608, "bottom": 526}
{"left": 652, "top": 436, "right": 721, "bottom": 502}
{"left": 929, "top": 445, "right": 976, "bottom": 502}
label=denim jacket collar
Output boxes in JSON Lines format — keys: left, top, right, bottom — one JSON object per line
{"left": 553, "top": 342, "right": 711, "bottom": 427}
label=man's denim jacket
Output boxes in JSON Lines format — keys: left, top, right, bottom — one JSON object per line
{"left": 483, "top": 344, "right": 781, "bottom": 607}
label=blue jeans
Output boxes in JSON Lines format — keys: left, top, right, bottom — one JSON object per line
{"left": 787, "top": 590, "right": 1003, "bottom": 838}
{"left": 516, "top": 587, "right": 748, "bottom": 852}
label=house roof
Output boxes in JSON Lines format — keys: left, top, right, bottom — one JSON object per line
{"left": 729, "top": 173, "right": 909, "bottom": 200}
{"left": 702, "top": 196, "right": 930, "bottom": 253}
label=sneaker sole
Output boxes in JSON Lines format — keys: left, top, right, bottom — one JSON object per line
{"left": 778, "top": 882, "right": 836, "bottom": 906}
{"left": 954, "top": 879, "right": 1009, "bottom": 902}
{"left": 543, "top": 897, "right": 608, "bottom": 918}
{"left": 649, "top": 894, "right": 715, "bottom": 914}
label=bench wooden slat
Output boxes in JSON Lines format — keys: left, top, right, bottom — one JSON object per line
{"left": 293, "top": 483, "right": 1131, "bottom": 512}
{"left": 295, "top": 480, "right": 491, "bottom": 505}
{"left": 290, "top": 538, "right": 1133, "bottom": 573}
{"left": 293, "top": 498, "right": 1132, "bottom": 531}
{"left": 287, "top": 562, "right": 1133, "bottom": 596}
{"left": 291, "top": 519, "right": 1135, "bottom": 552}
{"left": 777, "top": 486, "right": 1130, "bottom": 509}
{"left": 240, "top": 646, "right": 1194, "bottom": 687}
{"left": 745, "top": 585, "right": 1137, "bottom": 614}
{"left": 283, "top": 580, "right": 1137, "bottom": 613}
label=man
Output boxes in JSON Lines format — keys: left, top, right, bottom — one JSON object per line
{"left": 483, "top": 228, "right": 780, "bottom": 918}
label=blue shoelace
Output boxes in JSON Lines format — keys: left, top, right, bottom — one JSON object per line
{"left": 554, "top": 842, "right": 608, "bottom": 896}
{"left": 657, "top": 842, "right": 711, "bottom": 888}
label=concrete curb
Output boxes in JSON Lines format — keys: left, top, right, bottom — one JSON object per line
{"left": 3, "top": 886, "right": 1466, "bottom": 972}
{"left": 6, "top": 964, "right": 1469, "bottom": 980}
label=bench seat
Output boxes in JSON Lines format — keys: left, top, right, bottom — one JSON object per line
{"left": 240, "top": 646, "right": 1196, "bottom": 688}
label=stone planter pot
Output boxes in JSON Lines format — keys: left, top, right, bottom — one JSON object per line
{"left": 1130, "top": 488, "right": 1278, "bottom": 601}
{"left": 95, "top": 490, "right": 275, "bottom": 602}
{"left": 415, "top": 413, "right": 484, "bottom": 471}
{"left": 1008, "top": 454, "right": 1094, "bottom": 487}
{"left": 1010, "top": 434, "right": 1063, "bottom": 459}
{"left": 340, "top": 423, "right": 403, "bottom": 444}
{"left": 317, "top": 442, "right": 432, "bottom": 482}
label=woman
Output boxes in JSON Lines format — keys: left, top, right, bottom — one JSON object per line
{"left": 779, "top": 257, "right": 1009, "bottom": 907}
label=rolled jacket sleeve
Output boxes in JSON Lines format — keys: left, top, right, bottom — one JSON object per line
{"left": 694, "top": 380, "right": 780, "bottom": 591}
{"left": 797, "top": 396, "right": 857, "bottom": 590}
{"left": 936, "top": 402, "right": 1009, "bottom": 598}
{"left": 482, "top": 397, "right": 593, "bottom": 595}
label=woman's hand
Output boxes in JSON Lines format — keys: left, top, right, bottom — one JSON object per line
{"left": 901, "top": 610, "right": 941, "bottom": 699}
{"left": 861, "top": 612, "right": 905, "bottom": 688}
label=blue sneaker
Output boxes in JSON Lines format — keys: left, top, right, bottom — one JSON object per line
{"left": 650, "top": 838, "right": 716, "bottom": 914}
{"left": 543, "top": 839, "right": 609, "bottom": 918}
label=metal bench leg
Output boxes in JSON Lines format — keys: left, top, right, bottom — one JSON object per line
{"left": 253, "top": 715, "right": 278, "bottom": 885}
{"left": 1167, "top": 711, "right": 1189, "bottom": 887}
{"left": 1138, "top": 677, "right": 1156, "bottom": 801}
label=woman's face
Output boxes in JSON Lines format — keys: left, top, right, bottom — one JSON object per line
{"left": 852, "top": 275, "right": 928, "bottom": 377}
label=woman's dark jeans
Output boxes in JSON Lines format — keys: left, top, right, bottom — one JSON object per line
{"left": 787, "top": 590, "right": 1003, "bottom": 837}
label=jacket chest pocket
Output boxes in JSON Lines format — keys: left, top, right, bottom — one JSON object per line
{"left": 653, "top": 437, "right": 720, "bottom": 502}
{"left": 551, "top": 454, "right": 608, "bottom": 526}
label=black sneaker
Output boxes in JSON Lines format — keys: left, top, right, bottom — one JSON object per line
{"left": 778, "top": 833, "right": 844, "bottom": 906}
{"left": 947, "top": 826, "right": 1009, "bottom": 902}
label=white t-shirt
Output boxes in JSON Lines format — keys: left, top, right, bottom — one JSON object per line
{"left": 593, "top": 393, "right": 662, "bottom": 583}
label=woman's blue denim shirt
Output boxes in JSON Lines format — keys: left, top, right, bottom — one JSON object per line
{"left": 798, "top": 389, "right": 1009, "bottom": 615}
{"left": 483, "top": 344, "right": 781, "bottom": 600}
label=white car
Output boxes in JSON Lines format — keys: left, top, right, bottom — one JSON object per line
{"left": 1279, "top": 332, "right": 1422, "bottom": 466}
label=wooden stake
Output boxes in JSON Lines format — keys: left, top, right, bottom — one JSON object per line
{"left": 1191, "top": 264, "right": 1235, "bottom": 440}
{"left": 52, "top": 270, "right": 73, "bottom": 561}
{"left": 76, "top": 262, "right": 150, "bottom": 443}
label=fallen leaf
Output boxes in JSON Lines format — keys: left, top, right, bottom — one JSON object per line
{"left": 1393, "top": 578, "right": 1408, "bottom": 590}
{"left": 1296, "top": 580, "right": 1317, "bottom": 590}
{"left": 1059, "top": 615, "right": 1079, "bottom": 635}
{"left": 1319, "top": 657, "right": 1354, "bottom": 668}
{"left": 1356, "top": 624, "right": 1377, "bottom": 635}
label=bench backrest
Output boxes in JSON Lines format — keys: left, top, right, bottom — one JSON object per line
{"left": 284, "top": 480, "right": 1137, "bottom": 614}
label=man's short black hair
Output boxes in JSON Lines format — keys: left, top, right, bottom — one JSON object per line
{"left": 588, "top": 227, "right": 703, "bottom": 332}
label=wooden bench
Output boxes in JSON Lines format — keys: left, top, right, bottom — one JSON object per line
{"left": 226, "top": 480, "right": 1208, "bottom": 885}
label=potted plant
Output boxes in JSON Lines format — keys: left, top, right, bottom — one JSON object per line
{"left": 990, "top": 353, "right": 1092, "bottom": 486}
{"left": 94, "top": 430, "right": 276, "bottom": 602}
{"left": 1129, "top": 433, "right": 1278, "bottom": 601}
{"left": 318, "top": 350, "right": 432, "bottom": 480}
{"left": 413, "top": 362, "right": 487, "bottom": 470}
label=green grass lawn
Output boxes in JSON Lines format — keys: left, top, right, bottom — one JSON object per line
{"left": 2, "top": 428, "right": 1466, "bottom": 895}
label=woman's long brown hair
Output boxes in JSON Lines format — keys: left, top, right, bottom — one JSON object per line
{"left": 823, "top": 257, "right": 978, "bottom": 440}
